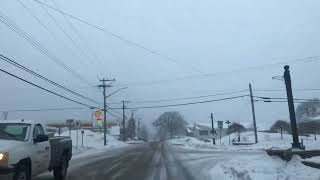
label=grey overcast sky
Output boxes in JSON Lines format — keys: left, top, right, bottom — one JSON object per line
{"left": 0, "top": 0, "right": 319, "bottom": 130}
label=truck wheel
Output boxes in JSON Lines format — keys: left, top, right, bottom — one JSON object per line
{"left": 13, "top": 164, "right": 30, "bottom": 180}
{"left": 53, "top": 156, "right": 68, "bottom": 180}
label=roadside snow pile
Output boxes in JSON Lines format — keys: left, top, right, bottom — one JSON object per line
{"left": 168, "top": 132, "right": 320, "bottom": 151}
{"left": 168, "top": 137, "right": 218, "bottom": 150}
{"left": 56, "top": 129, "right": 128, "bottom": 155}
{"left": 304, "top": 156, "right": 320, "bottom": 164}
{"left": 210, "top": 154, "right": 320, "bottom": 180}
{"left": 220, "top": 131, "right": 320, "bottom": 150}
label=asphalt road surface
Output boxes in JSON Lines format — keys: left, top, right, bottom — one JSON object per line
{"left": 34, "top": 142, "right": 261, "bottom": 180}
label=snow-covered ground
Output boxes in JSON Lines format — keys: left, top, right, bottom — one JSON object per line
{"left": 168, "top": 131, "right": 320, "bottom": 151}
{"left": 305, "top": 156, "right": 320, "bottom": 164}
{"left": 168, "top": 132, "right": 320, "bottom": 180}
{"left": 209, "top": 154, "right": 319, "bottom": 180}
{"left": 55, "top": 129, "right": 128, "bottom": 158}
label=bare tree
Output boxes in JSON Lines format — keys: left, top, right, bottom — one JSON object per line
{"left": 127, "top": 116, "right": 136, "bottom": 139}
{"left": 270, "top": 120, "right": 291, "bottom": 133}
{"left": 296, "top": 98, "right": 320, "bottom": 121}
{"left": 153, "top": 111, "right": 187, "bottom": 139}
{"left": 228, "top": 122, "right": 246, "bottom": 134}
{"left": 139, "top": 124, "right": 149, "bottom": 141}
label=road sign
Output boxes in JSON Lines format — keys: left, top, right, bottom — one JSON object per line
{"left": 94, "top": 110, "right": 102, "bottom": 118}
{"left": 218, "top": 121, "right": 223, "bottom": 129}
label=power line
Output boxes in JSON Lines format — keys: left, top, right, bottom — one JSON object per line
{"left": 0, "top": 11, "right": 91, "bottom": 85}
{"left": 114, "top": 56, "right": 320, "bottom": 87}
{"left": 15, "top": 0, "right": 51, "bottom": 32}
{"left": 254, "top": 96, "right": 320, "bottom": 101}
{"left": 37, "top": 2, "right": 92, "bottom": 67}
{"left": 48, "top": 0, "right": 98, "bottom": 61}
{"left": 0, "top": 107, "right": 88, "bottom": 113}
{"left": 0, "top": 67, "right": 96, "bottom": 108}
{"left": 32, "top": 0, "right": 203, "bottom": 74}
{"left": 107, "top": 90, "right": 248, "bottom": 105}
{"left": 203, "top": 56, "right": 320, "bottom": 77}
{"left": 254, "top": 89, "right": 320, "bottom": 92}
{"left": 105, "top": 109, "right": 121, "bottom": 120}
{"left": 0, "top": 53, "right": 100, "bottom": 105}
{"left": 15, "top": 0, "right": 97, "bottom": 79}
{"left": 122, "top": 95, "right": 249, "bottom": 110}
{"left": 19, "top": 1, "right": 320, "bottom": 88}
{"left": 18, "top": 1, "right": 320, "bottom": 88}
{"left": 254, "top": 100, "right": 320, "bottom": 103}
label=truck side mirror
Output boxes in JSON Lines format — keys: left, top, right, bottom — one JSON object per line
{"left": 34, "top": 135, "right": 49, "bottom": 143}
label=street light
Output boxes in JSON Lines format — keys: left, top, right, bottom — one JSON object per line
{"left": 105, "top": 87, "right": 128, "bottom": 100}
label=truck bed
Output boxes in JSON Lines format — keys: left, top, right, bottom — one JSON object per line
{"left": 49, "top": 136, "right": 72, "bottom": 169}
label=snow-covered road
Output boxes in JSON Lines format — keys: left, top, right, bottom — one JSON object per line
{"left": 33, "top": 141, "right": 320, "bottom": 180}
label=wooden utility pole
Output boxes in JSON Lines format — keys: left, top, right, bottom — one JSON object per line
{"left": 211, "top": 113, "right": 215, "bottom": 145}
{"left": 122, "top": 100, "right": 130, "bottom": 141}
{"left": 99, "top": 78, "right": 115, "bottom": 146}
{"left": 283, "top": 65, "right": 302, "bottom": 149}
{"left": 249, "top": 83, "right": 258, "bottom": 143}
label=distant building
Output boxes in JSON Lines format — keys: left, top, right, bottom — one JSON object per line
{"left": 186, "top": 122, "right": 228, "bottom": 141}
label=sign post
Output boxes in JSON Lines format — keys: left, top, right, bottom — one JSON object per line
{"left": 217, "top": 121, "right": 223, "bottom": 145}
{"left": 81, "top": 130, "right": 84, "bottom": 147}
{"left": 75, "top": 121, "right": 80, "bottom": 149}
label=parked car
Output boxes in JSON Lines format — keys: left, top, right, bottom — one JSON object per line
{"left": 0, "top": 120, "right": 72, "bottom": 180}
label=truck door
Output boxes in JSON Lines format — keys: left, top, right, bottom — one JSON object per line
{"left": 32, "top": 124, "right": 51, "bottom": 176}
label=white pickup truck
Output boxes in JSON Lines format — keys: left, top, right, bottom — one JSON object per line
{"left": 0, "top": 120, "right": 72, "bottom": 180}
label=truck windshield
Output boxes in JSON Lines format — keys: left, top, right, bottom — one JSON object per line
{"left": 0, "top": 123, "right": 31, "bottom": 141}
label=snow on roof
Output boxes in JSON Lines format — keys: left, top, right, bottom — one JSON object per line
{"left": 186, "top": 127, "right": 193, "bottom": 133}
{"left": 196, "top": 123, "right": 212, "bottom": 127}
{"left": 186, "top": 124, "right": 194, "bottom": 128}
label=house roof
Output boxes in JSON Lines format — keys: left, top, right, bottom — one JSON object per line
{"left": 186, "top": 127, "right": 194, "bottom": 133}
{"left": 195, "top": 123, "right": 212, "bottom": 131}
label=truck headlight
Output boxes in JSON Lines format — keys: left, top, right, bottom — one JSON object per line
{"left": 0, "top": 152, "right": 9, "bottom": 167}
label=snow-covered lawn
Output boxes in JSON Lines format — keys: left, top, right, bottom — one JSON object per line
{"left": 168, "top": 132, "right": 320, "bottom": 180}
{"left": 55, "top": 129, "right": 128, "bottom": 158}
{"left": 209, "top": 154, "right": 320, "bottom": 180}
{"left": 168, "top": 131, "right": 320, "bottom": 151}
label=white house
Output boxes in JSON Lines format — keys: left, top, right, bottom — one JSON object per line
{"left": 186, "top": 122, "right": 228, "bottom": 141}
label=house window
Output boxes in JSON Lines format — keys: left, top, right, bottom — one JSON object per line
{"left": 199, "top": 131, "right": 209, "bottom": 136}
